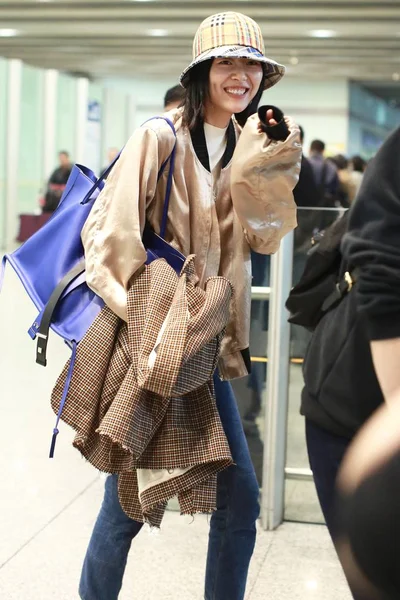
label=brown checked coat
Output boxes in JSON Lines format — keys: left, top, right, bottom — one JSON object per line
{"left": 51, "top": 256, "right": 234, "bottom": 527}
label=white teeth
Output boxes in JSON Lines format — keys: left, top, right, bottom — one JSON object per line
{"left": 226, "top": 88, "right": 247, "bottom": 96}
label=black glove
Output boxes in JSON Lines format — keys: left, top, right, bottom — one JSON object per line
{"left": 258, "top": 105, "right": 290, "bottom": 141}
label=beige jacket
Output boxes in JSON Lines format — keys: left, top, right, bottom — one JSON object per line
{"left": 82, "top": 107, "right": 301, "bottom": 380}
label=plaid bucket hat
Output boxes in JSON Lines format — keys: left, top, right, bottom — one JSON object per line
{"left": 180, "top": 12, "right": 285, "bottom": 90}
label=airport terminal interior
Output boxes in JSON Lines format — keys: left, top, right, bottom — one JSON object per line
{"left": 0, "top": 1, "right": 399, "bottom": 598}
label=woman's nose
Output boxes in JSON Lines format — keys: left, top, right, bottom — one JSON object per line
{"left": 231, "top": 69, "right": 249, "bottom": 82}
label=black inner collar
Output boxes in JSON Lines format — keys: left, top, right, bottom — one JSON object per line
{"left": 190, "top": 119, "right": 236, "bottom": 172}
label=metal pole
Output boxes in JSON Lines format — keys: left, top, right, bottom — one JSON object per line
{"left": 5, "top": 59, "right": 22, "bottom": 249}
{"left": 42, "top": 69, "right": 58, "bottom": 182}
{"left": 126, "top": 95, "right": 136, "bottom": 140}
{"left": 260, "top": 230, "right": 294, "bottom": 530}
{"left": 75, "top": 77, "right": 89, "bottom": 165}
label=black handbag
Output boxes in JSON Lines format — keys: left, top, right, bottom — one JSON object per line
{"left": 286, "top": 212, "right": 351, "bottom": 331}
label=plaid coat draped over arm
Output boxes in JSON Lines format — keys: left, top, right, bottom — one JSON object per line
{"left": 51, "top": 256, "right": 234, "bottom": 527}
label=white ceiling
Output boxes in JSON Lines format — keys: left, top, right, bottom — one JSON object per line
{"left": 0, "top": 0, "right": 399, "bottom": 88}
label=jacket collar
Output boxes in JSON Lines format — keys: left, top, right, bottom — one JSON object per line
{"left": 190, "top": 119, "right": 236, "bottom": 172}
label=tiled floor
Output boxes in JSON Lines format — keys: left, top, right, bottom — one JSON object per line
{"left": 0, "top": 267, "right": 352, "bottom": 599}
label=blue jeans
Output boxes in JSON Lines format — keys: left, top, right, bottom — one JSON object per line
{"left": 79, "top": 375, "right": 260, "bottom": 600}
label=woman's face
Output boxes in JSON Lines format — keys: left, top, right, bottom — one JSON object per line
{"left": 204, "top": 57, "right": 264, "bottom": 127}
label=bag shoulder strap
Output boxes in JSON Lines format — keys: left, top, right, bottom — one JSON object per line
{"left": 34, "top": 117, "right": 177, "bottom": 361}
{"left": 148, "top": 118, "right": 177, "bottom": 238}
{"left": 35, "top": 260, "right": 86, "bottom": 366}
{"left": 81, "top": 116, "right": 177, "bottom": 231}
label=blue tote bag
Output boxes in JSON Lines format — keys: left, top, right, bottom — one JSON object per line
{"left": 1, "top": 116, "right": 183, "bottom": 364}
{"left": 0, "top": 117, "right": 184, "bottom": 455}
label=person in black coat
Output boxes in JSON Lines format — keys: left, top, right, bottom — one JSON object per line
{"left": 294, "top": 146, "right": 388, "bottom": 598}
{"left": 336, "top": 125, "right": 400, "bottom": 599}
{"left": 293, "top": 126, "right": 321, "bottom": 209}
{"left": 42, "top": 151, "right": 72, "bottom": 213}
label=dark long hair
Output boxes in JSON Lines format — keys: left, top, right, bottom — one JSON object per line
{"left": 181, "top": 60, "right": 213, "bottom": 130}
{"left": 181, "top": 59, "right": 266, "bottom": 130}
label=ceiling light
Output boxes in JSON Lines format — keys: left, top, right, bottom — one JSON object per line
{"left": 290, "top": 56, "right": 299, "bottom": 65}
{"left": 309, "top": 29, "right": 337, "bottom": 38}
{"left": 0, "top": 28, "right": 19, "bottom": 37}
{"left": 392, "top": 72, "right": 400, "bottom": 81}
{"left": 147, "top": 29, "right": 168, "bottom": 37}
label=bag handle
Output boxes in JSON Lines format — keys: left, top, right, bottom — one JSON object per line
{"left": 159, "top": 123, "right": 177, "bottom": 239}
{"left": 80, "top": 153, "right": 121, "bottom": 204}
{"left": 81, "top": 117, "right": 177, "bottom": 224}
{"left": 31, "top": 117, "right": 177, "bottom": 367}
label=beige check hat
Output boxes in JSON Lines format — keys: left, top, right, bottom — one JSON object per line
{"left": 180, "top": 12, "right": 285, "bottom": 90}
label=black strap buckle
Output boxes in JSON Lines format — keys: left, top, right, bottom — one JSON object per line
{"left": 344, "top": 271, "right": 354, "bottom": 292}
{"left": 36, "top": 334, "right": 48, "bottom": 367}
{"left": 34, "top": 259, "right": 85, "bottom": 367}
{"left": 321, "top": 271, "right": 354, "bottom": 314}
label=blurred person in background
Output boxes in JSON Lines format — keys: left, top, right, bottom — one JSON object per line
{"left": 335, "top": 125, "right": 400, "bottom": 598}
{"left": 107, "top": 147, "right": 119, "bottom": 164}
{"left": 41, "top": 150, "right": 72, "bottom": 213}
{"left": 78, "top": 11, "right": 301, "bottom": 600}
{"left": 293, "top": 126, "right": 320, "bottom": 212}
{"left": 102, "top": 86, "right": 185, "bottom": 179}
{"left": 293, "top": 126, "right": 321, "bottom": 264}
{"left": 102, "top": 147, "right": 119, "bottom": 177}
{"left": 329, "top": 154, "right": 350, "bottom": 207}
{"left": 289, "top": 126, "right": 324, "bottom": 358}
{"left": 309, "top": 139, "right": 340, "bottom": 202}
{"left": 347, "top": 155, "right": 367, "bottom": 203}
{"left": 308, "top": 139, "right": 342, "bottom": 232}
{"left": 163, "top": 83, "right": 185, "bottom": 111}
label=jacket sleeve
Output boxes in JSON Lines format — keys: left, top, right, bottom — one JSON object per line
{"left": 230, "top": 110, "right": 301, "bottom": 254}
{"left": 342, "top": 126, "right": 400, "bottom": 341}
{"left": 81, "top": 123, "right": 174, "bottom": 321}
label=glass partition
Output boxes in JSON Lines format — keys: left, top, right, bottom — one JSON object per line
{"left": 285, "top": 207, "right": 346, "bottom": 524}
{"left": 101, "top": 87, "right": 128, "bottom": 167}
{"left": 231, "top": 253, "right": 270, "bottom": 487}
{"left": 56, "top": 74, "right": 77, "bottom": 168}
{"left": 231, "top": 207, "right": 348, "bottom": 528}
{"left": 17, "top": 65, "right": 44, "bottom": 215}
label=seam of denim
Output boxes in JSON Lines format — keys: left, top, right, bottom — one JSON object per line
{"left": 210, "top": 480, "right": 232, "bottom": 600}
{"left": 78, "top": 586, "right": 88, "bottom": 600}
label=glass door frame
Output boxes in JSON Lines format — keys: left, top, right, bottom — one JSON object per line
{"left": 258, "top": 230, "right": 312, "bottom": 530}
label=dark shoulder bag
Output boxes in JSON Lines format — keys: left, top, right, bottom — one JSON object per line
{"left": 286, "top": 211, "right": 352, "bottom": 331}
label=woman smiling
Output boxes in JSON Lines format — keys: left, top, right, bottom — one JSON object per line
{"left": 79, "top": 11, "right": 301, "bottom": 600}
